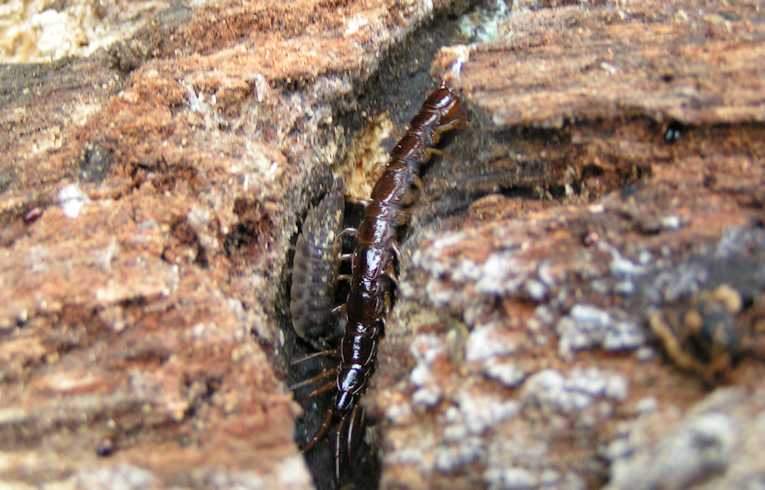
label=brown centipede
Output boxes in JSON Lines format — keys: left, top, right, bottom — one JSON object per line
{"left": 291, "top": 81, "right": 468, "bottom": 484}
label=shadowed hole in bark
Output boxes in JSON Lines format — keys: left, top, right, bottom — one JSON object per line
{"left": 224, "top": 198, "right": 272, "bottom": 268}
{"left": 79, "top": 142, "right": 115, "bottom": 183}
{"left": 162, "top": 216, "right": 209, "bottom": 268}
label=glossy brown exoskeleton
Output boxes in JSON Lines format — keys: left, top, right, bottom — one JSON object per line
{"left": 292, "top": 81, "right": 468, "bottom": 482}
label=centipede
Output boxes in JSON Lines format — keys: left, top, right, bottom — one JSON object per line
{"left": 290, "top": 81, "right": 468, "bottom": 484}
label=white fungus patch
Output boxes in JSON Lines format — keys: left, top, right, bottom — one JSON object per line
{"left": 75, "top": 463, "right": 155, "bottom": 489}
{"left": 660, "top": 215, "right": 682, "bottom": 230}
{"left": 556, "top": 304, "right": 645, "bottom": 357}
{"left": 409, "top": 334, "right": 447, "bottom": 406}
{"left": 598, "top": 241, "right": 645, "bottom": 277}
{"left": 456, "top": 389, "right": 520, "bottom": 435}
{"left": 458, "top": 0, "right": 511, "bottom": 43}
{"left": 481, "top": 360, "right": 527, "bottom": 388}
{"left": 96, "top": 239, "right": 120, "bottom": 272}
{"left": 184, "top": 82, "right": 223, "bottom": 130}
{"left": 344, "top": 13, "right": 369, "bottom": 35}
{"left": 412, "top": 387, "right": 442, "bottom": 407}
{"left": 434, "top": 436, "right": 485, "bottom": 472}
{"left": 484, "top": 466, "right": 538, "bottom": 490}
{"left": 475, "top": 252, "right": 527, "bottom": 295}
{"left": 522, "top": 368, "right": 628, "bottom": 414}
{"left": 634, "top": 397, "right": 658, "bottom": 415}
{"left": 277, "top": 453, "right": 312, "bottom": 487}
{"left": 385, "top": 400, "right": 413, "bottom": 424}
{"left": 466, "top": 323, "right": 517, "bottom": 362}
{"left": 1, "top": 1, "right": 166, "bottom": 63}
{"left": 524, "top": 279, "right": 547, "bottom": 300}
{"left": 648, "top": 263, "right": 709, "bottom": 303}
{"left": 58, "top": 183, "right": 89, "bottom": 218}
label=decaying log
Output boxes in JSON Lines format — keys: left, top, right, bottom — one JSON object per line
{"left": 1, "top": 1, "right": 763, "bottom": 489}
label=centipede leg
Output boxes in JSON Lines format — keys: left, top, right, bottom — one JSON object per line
{"left": 303, "top": 408, "right": 334, "bottom": 453}
{"left": 335, "top": 412, "right": 347, "bottom": 484}
{"left": 290, "top": 349, "right": 337, "bottom": 366}
{"left": 332, "top": 404, "right": 365, "bottom": 484}
{"left": 305, "top": 380, "right": 336, "bottom": 400}
{"left": 289, "top": 368, "right": 335, "bottom": 390}
{"left": 423, "top": 147, "right": 445, "bottom": 160}
{"left": 346, "top": 404, "right": 364, "bottom": 462}
{"left": 337, "top": 274, "right": 352, "bottom": 284}
{"left": 434, "top": 117, "right": 468, "bottom": 138}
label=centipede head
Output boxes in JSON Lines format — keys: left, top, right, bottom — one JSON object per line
{"left": 429, "top": 81, "right": 469, "bottom": 134}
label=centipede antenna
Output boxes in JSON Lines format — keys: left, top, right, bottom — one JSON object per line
{"left": 305, "top": 380, "right": 336, "bottom": 400}
{"left": 290, "top": 349, "right": 337, "bottom": 366}
{"left": 302, "top": 409, "right": 334, "bottom": 453}
{"left": 289, "top": 368, "right": 335, "bottom": 390}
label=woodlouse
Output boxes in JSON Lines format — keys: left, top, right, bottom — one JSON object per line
{"left": 291, "top": 81, "right": 468, "bottom": 482}
{"left": 290, "top": 178, "right": 347, "bottom": 350}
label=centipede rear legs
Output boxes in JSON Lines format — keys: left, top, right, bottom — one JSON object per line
{"left": 292, "top": 357, "right": 371, "bottom": 486}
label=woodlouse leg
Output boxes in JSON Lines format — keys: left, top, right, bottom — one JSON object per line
{"left": 390, "top": 242, "right": 402, "bottom": 263}
{"left": 411, "top": 174, "right": 425, "bottom": 192}
{"left": 303, "top": 408, "right": 334, "bottom": 453}
{"left": 290, "top": 349, "right": 337, "bottom": 366}
{"left": 394, "top": 209, "right": 411, "bottom": 225}
{"left": 289, "top": 368, "right": 335, "bottom": 390}
{"left": 331, "top": 303, "right": 347, "bottom": 319}
{"left": 401, "top": 174, "right": 425, "bottom": 206}
{"left": 346, "top": 197, "right": 372, "bottom": 208}
{"left": 335, "top": 227, "right": 358, "bottom": 246}
{"left": 383, "top": 270, "right": 399, "bottom": 288}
